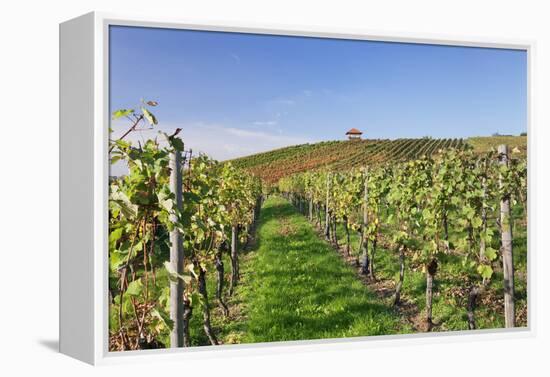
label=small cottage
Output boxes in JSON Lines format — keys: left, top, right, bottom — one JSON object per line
{"left": 345, "top": 128, "right": 363, "bottom": 140}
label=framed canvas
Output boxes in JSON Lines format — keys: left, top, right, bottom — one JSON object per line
{"left": 59, "top": 12, "right": 534, "bottom": 365}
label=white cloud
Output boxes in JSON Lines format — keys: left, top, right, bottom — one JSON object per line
{"left": 108, "top": 120, "right": 311, "bottom": 176}
{"left": 253, "top": 120, "right": 278, "bottom": 126}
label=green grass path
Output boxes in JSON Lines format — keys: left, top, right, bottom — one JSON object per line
{"left": 222, "top": 195, "right": 409, "bottom": 344}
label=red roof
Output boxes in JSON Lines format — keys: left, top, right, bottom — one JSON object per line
{"left": 345, "top": 128, "right": 363, "bottom": 135}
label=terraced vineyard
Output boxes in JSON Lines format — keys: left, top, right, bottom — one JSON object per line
{"left": 231, "top": 136, "right": 526, "bottom": 184}
{"left": 231, "top": 138, "right": 465, "bottom": 184}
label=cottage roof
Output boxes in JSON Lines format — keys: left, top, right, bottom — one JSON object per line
{"left": 345, "top": 128, "right": 363, "bottom": 135}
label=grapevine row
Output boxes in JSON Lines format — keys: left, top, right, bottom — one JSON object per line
{"left": 277, "top": 146, "right": 527, "bottom": 329}
{"left": 108, "top": 103, "right": 263, "bottom": 350}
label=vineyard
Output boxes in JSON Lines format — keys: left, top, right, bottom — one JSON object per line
{"left": 108, "top": 103, "right": 527, "bottom": 351}
{"left": 277, "top": 146, "right": 527, "bottom": 330}
{"left": 231, "top": 136, "right": 526, "bottom": 184}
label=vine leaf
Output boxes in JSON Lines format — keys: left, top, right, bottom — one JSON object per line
{"left": 112, "top": 109, "right": 134, "bottom": 120}
{"left": 164, "top": 261, "right": 192, "bottom": 284}
{"left": 151, "top": 308, "right": 174, "bottom": 331}
{"left": 126, "top": 279, "right": 143, "bottom": 297}
{"left": 477, "top": 265, "right": 493, "bottom": 280}
{"left": 142, "top": 107, "right": 158, "bottom": 126}
{"left": 484, "top": 247, "right": 498, "bottom": 261}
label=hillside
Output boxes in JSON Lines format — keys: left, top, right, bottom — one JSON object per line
{"left": 230, "top": 136, "right": 526, "bottom": 184}
{"left": 468, "top": 135, "right": 527, "bottom": 154}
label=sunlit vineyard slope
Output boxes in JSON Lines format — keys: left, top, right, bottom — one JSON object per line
{"left": 468, "top": 136, "right": 527, "bottom": 155}
{"left": 230, "top": 136, "right": 526, "bottom": 184}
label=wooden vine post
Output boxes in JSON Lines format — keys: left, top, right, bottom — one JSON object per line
{"left": 229, "top": 224, "right": 239, "bottom": 295}
{"left": 498, "top": 144, "right": 515, "bottom": 328}
{"left": 325, "top": 173, "right": 331, "bottom": 241}
{"left": 309, "top": 191, "right": 314, "bottom": 222}
{"left": 169, "top": 145, "right": 185, "bottom": 347}
{"left": 361, "top": 167, "right": 369, "bottom": 275}
{"left": 479, "top": 158, "right": 488, "bottom": 262}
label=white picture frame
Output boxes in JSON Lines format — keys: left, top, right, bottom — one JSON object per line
{"left": 59, "top": 11, "right": 535, "bottom": 365}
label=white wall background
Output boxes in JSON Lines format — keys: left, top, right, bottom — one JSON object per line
{"left": 0, "top": 0, "right": 548, "bottom": 375}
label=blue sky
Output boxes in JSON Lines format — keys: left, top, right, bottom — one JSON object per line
{"left": 110, "top": 25, "right": 527, "bottom": 163}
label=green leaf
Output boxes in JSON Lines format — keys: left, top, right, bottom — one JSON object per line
{"left": 110, "top": 155, "right": 122, "bottom": 165}
{"left": 109, "top": 250, "right": 126, "bottom": 271}
{"left": 151, "top": 308, "right": 173, "bottom": 330}
{"left": 114, "top": 139, "right": 131, "bottom": 150}
{"left": 484, "top": 247, "right": 498, "bottom": 261}
{"left": 126, "top": 279, "right": 143, "bottom": 297}
{"left": 109, "top": 227, "right": 123, "bottom": 245}
{"left": 477, "top": 265, "right": 493, "bottom": 280}
{"left": 112, "top": 109, "right": 134, "bottom": 120}
{"left": 472, "top": 217, "right": 483, "bottom": 228}
{"left": 110, "top": 189, "right": 138, "bottom": 219}
{"left": 171, "top": 137, "right": 184, "bottom": 151}
{"left": 158, "top": 192, "right": 174, "bottom": 212}
{"left": 422, "top": 208, "right": 433, "bottom": 220}
{"left": 164, "top": 261, "right": 192, "bottom": 284}
{"left": 189, "top": 292, "right": 204, "bottom": 307}
{"left": 142, "top": 107, "right": 158, "bottom": 126}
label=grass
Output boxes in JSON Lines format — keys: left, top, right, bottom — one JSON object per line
{"left": 224, "top": 196, "right": 410, "bottom": 344}
{"left": 110, "top": 195, "right": 527, "bottom": 349}
{"left": 221, "top": 195, "right": 526, "bottom": 344}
